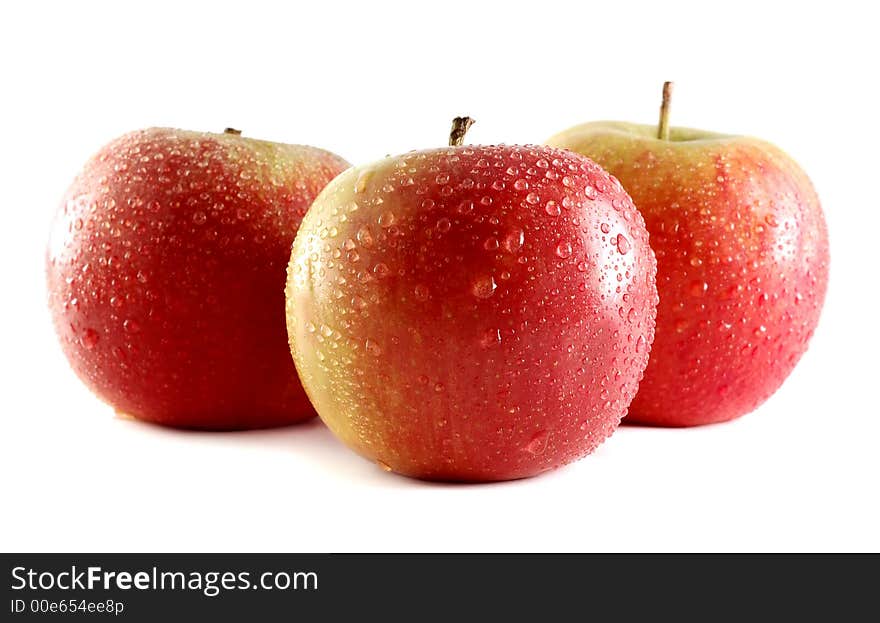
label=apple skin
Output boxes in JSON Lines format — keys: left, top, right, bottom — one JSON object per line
{"left": 547, "top": 122, "right": 829, "bottom": 426}
{"left": 286, "top": 144, "right": 658, "bottom": 481}
{"left": 47, "top": 128, "right": 350, "bottom": 429}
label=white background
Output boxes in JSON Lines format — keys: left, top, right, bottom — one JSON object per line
{"left": 1, "top": 1, "right": 877, "bottom": 552}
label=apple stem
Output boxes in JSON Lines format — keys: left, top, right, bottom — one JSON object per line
{"left": 449, "top": 117, "right": 476, "bottom": 147}
{"left": 657, "top": 82, "right": 673, "bottom": 140}
{"left": 224, "top": 128, "right": 242, "bottom": 135}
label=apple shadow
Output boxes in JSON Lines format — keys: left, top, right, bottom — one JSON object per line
{"left": 620, "top": 416, "right": 741, "bottom": 430}
{"left": 225, "top": 422, "right": 532, "bottom": 489}
{"left": 114, "top": 415, "right": 542, "bottom": 489}
{"left": 117, "top": 415, "right": 393, "bottom": 485}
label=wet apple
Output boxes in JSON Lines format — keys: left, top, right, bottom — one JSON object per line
{"left": 548, "top": 84, "right": 829, "bottom": 425}
{"left": 47, "top": 127, "right": 349, "bottom": 429}
{"left": 286, "top": 119, "right": 658, "bottom": 481}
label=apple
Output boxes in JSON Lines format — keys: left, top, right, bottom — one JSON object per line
{"left": 286, "top": 118, "right": 658, "bottom": 481}
{"left": 547, "top": 84, "right": 829, "bottom": 426}
{"left": 47, "top": 127, "right": 350, "bottom": 429}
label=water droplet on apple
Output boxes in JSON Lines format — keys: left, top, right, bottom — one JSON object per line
{"left": 378, "top": 211, "right": 395, "bottom": 228}
{"left": 600, "top": 223, "right": 610, "bottom": 234}
{"left": 192, "top": 211, "right": 207, "bottom": 225}
{"left": 545, "top": 201, "right": 560, "bottom": 216}
{"left": 414, "top": 284, "right": 429, "bottom": 301}
{"left": 524, "top": 430, "right": 549, "bottom": 455}
{"left": 81, "top": 328, "right": 99, "bottom": 349}
{"left": 514, "top": 179, "right": 529, "bottom": 191}
{"left": 355, "top": 169, "right": 374, "bottom": 193}
{"left": 555, "top": 241, "right": 572, "bottom": 258}
{"left": 356, "top": 225, "right": 374, "bottom": 247}
{"left": 365, "top": 339, "right": 382, "bottom": 356}
{"left": 483, "top": 237, "right": 499, "bottom": 251}
{"left": 616, "top": 233, "right": 631, "bottom": 254}
{"left": 690, "top": 280, "right": 708, "bottom": 296}
{"left": 436, "top": 217, "right": 451, "bottom": 233}
{"left": 503, "top": 229, "right": 524, "bottom": 253}
{"left": 471, "top": 274, "right": 497, "bottom": 299}
{"left": 480, "top": 328, "right": 502, "bottom": 348}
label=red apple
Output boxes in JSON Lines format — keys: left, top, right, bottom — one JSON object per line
{"left": 47, "top": 127, "right": 350, "bottom": 429}
{"left": 286, "top": 119, "right": 658, "bottom": 481}
{"left": 547, "top": 84, "right": 829, "bottom": 426}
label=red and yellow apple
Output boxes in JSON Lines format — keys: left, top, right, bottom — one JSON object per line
{"left": 47, "top": 127, "right": 349, "bottom": 429}
{"left": 547, "top": 86, "right": 829, "bottom": 426}
{"left": 286, "top": 120, "right": 658, "bottom": 481}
